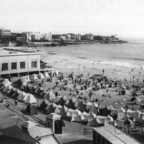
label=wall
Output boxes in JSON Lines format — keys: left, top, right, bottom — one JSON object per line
{"left": 0, "top": 54, "right": 40, "bottom": 76}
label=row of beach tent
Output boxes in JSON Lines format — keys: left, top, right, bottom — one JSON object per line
{"left": 1, "top": 79, "right": 144, "bottom": 127}
{"left": 20, "top": 70, "right": 60, "bottom": 82}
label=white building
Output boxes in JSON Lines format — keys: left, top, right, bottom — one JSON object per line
{"left": 0, "top": 48, "right": 40, "bottom": 77}
{"left": 31, "top": 32, "right": 52, "bottom": 41}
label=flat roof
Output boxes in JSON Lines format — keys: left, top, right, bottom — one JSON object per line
{"left": 93, "top": 126, "right": 140, "bottom": 144}
{"left": 0, "top": 49, "right": 40, "bottom": 57}
{"left": 2, "top": 125, "right": 36, "bottom": 144}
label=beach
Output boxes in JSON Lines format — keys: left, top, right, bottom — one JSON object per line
{"left": 38, "top": 43, "right": 144, "bottom": 81}
{"left": 1, "top": 43, "right": 144, "bottom": 144}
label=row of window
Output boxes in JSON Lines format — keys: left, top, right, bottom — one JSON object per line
{"left": 1, "top": 61, "right": 37, "bottom": 71}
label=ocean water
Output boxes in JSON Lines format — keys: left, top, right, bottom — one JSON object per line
{"left": 39, "top": 43, "right": 144, "bottom": 69}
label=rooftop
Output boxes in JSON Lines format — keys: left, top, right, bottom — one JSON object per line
{"left": 93, "top": 125, "right": 140, "bottom": 144}
{"left": 0, "top": 47, "right": 40, "bottom": 56}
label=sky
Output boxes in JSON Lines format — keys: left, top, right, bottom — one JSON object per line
{"left": 0, "top": 0, "right": 144, "bottom": 38}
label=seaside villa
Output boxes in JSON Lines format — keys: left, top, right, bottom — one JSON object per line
{"left": 0, "top": 48, "right": 40, "bottom": 78}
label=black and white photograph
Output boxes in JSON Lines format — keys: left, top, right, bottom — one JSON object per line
{"left": 0, "top": 0, "right": 144, "bottom": 144}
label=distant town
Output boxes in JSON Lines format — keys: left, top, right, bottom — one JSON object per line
{"left": 0, "top": 27, "right": 127, "bottom": 47}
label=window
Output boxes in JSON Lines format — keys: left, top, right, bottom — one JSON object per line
{"left": 31, "top": 61, "right": 37, "bottom": 68}
{"left": 2, "top": 63, "right": 8, "bottom": 71}
{"left": 11, "top": 62, "right": 17, "bottom": 70}
{"left": 20, "top": 62, "right": 25, "bottom": 69}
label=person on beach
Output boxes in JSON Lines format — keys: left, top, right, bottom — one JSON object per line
{"left": 15, "top": 100, "right": 17, "bottom": 106}
{"left": 106, "top": 89, "right": 109, "bottom": 97}
{"left": 102, "top": 69, "right": 105, "bottom": 76}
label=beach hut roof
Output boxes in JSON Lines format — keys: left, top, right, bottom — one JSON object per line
{"left": 24, "top": 94, "right": 37, "bottom": 104}
{"left": 44, "top": 72, "right": 50, "bottom": 78}
{"left": 44, "top": 91, "right": 56, "bottom": 101}
{"left": 71, "top": 109, "right": 81, "bottom": 122}
{"left": 39, "top": 73, "right": 45, "bottom": 79}
{"left": 45, "top": 103, "right": 56, "bottom": 114}
{"left": 25, "top": 104, "right": 38, "bottom": 115}
{"left": 32, "top": 74, "right": 38, "bottom": 80}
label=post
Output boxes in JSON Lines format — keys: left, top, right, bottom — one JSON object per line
{"left": 53, "top": 119, "right": 55, "bottom": 133}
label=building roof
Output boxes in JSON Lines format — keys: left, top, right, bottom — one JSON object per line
{"left": 47, "top": 113, "right": 61, "bottom": 120}
{"left": 2, "top": 126, "right": 36, "bottom": 144}
{"left": 0, "top": 48, "right": 40, "bottom": 56}
{"left": 93, "top": 125, "right": 140, "bottom": 144}
{"left": 28, "top": 125, "right": 53, "bottom": 138}
{"left": 39, "top": 135, "right": 59, "bottom": 144}
{"left": 0, "top": 135, "right": 31, "bottom": 144}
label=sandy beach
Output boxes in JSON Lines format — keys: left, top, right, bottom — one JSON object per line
{"left": 39, "top": 43, "right": 144, "bottom": 81}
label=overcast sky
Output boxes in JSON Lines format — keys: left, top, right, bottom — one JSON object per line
{"left": 0, "top": 0, "right": 144, "bottom": 38}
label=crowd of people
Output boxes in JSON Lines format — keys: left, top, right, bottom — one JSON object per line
{"left": 0, "top": 69, "right": 144, "bottom": 128}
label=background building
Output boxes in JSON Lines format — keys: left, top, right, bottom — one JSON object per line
{"left": 31, "top": 32, "right": 52, "bottom": 41}
{"left": 0, "top": 48, "right": 40, "bottom": 77}
{"left": 16, "top": 32, "right": 32, "bottom": 43}
{"left": 81, "top": 34, "right": 94, "bottom": 41}
{"left": 0, "top": 28, "right": 11, "bottom": 39}
{"left": 76, "top": 34, "right": 81, "bottom": 41}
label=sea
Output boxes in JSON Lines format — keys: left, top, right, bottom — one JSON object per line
{"left": 40, "top": 43, "right": 144, "bottom": 70}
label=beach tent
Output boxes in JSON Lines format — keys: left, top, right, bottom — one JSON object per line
{"left": 25, "top": 104, "right": 38, "bottom": 115}
{"left": 8, "top": 87, "right": 17, "bottom": 96}
{"left": 30, "top": 85, "right": 37, "bottom": 94}
{"left": 20, "top": 76, "right": 30, "bottom": 83}
{"left": 111, "top": 107, "right": 119, "bottom": 116}
{"left": 97, "top": 115, "right": 107, "bottom": 124}
{"left": 135, "top": 110, "right": 142, "bottom": 122}
{"left": 40, "top": 90, "right": 47, "bottom": 97}
{"left": 39, "top": 99, "right": 49, "bottom": 110}
{"left": 20, "top": 82, "right": 28, "bottom": 90}
{"left": 82, "top": 111, "right": 91, "bottom": 121}
{"left": 35, "top": 87, "right": 44, "bottom": 95}
{"left": 75, "top": 101, "right": 86, "bottom": 112}
{"left": 126, "top": 109, "right": 135, "bottom": 119}
{"left": 117, "top": 107, "right": 125, "bottom": 120}
{"left": 18, "top": 92, "right": 28, "bottom": 101}
{"left": 104, "top": 115, "right": 114, "bottom": 126}
{"left": 56, "top": 96, "right": 66, "bottom": 106}
{"left": 45, "top": 103, "right": 56, "bottom": 114}
{"left": 55, "top": 70, "right": 59, "bottom": 76}
{"left": 0, "top": 84, "right": 5, "bottom": 91}
{"left": 25, "top": 75, "right": 31, "bottom": 83}
{"left": 89, "top": 103, "right": 98, "bottom": 114}
{"left": 98, "top": 106, "right": 111, "bottom": 116}
{"left": 123, "top": 118, "right": 134, "bottom": 127}
{"left": 27, "top": 83, "right": 33, "bottom": 91}
{"left": 44, "top": 72, "right": 50, "bottom": 78}
{"left": 24, "top": 94, "right": 37, "bottom": 104}
{"left": 71, "top": 109, "right": 82, "bottom": 122}
{"left": 52, "top": 103, "right": 57, "bottom": 109}
{"left": 63, "top": 96, "right": 67, "bottom": 101}
{"left": 14, "top": 89, "right": 22, "bottom": 98}
{"left": 44, "top": 91, "right": 56, "bottom": 101}
{"left": 32, "top": 74, "right": 38, "bottom": 80}
{"left": 2, "top": 79, "right": 12, "bottom": 85}
{"left": 38, "top": 73, "right": 45, "bottom": 79}
{"left": 126, "top": 109, "right": 142, "bottom": 123}
{"left": 87, "top": 112, "right": 97, "bottom": 126}
{"left": 4, "top": 85, "right": 13, "bottom": 93}
{"left": 95, "top": 116, "right": 104, "bottom": 125}
{"left": 54, "top": 105, "right": 67, "bottom": 118}
{"left": 2, "top": 82, "right": 11, "bottom": 90}
{"left": 66, "top": 108, "right": 75, "bottom": 117}
{"left": 72, "top": 98, "right": 77, "bottom": 104}
{"left": 20, "top": 76, "right": 26, "bottom": 83}
{"left": 12, "top": 89, "right": 20, "bottom": 98}
{"left": 65, "top": 99, "right": 75, "bottom": 109}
